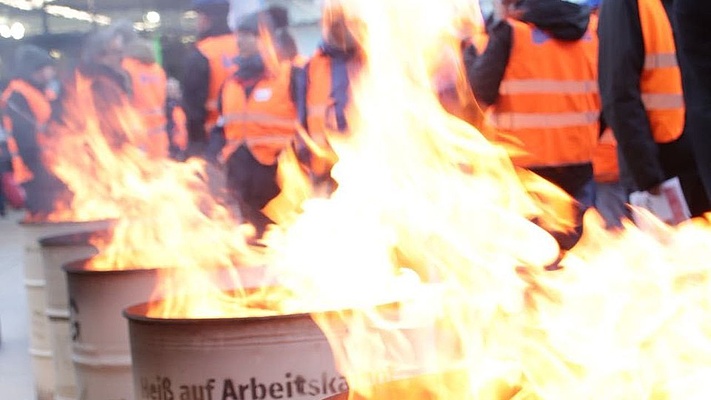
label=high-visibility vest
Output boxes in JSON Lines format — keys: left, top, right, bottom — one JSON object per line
{"left": 171, "top": 105, "right": 188, "bottom": 151}
{"left": 0, "top": 79, "right": 52, "bottom": 183}
{"left": 305, "top": 50, "right": 334, "bottom": 143}
{"left": 195, "top": 34, "right": 239, "bottom": 133}
{"left": 488, "top": 18, "right": 600, "bottom": 168}
{"left": 123, "top": 57, "right": 169, "bottom": 157}
{"left": 220, "top": 63, "right": 297, "bottom": 165}
{"left": 638, "top": 0, "right": 684, "bottom": 143}
{"left": 592, "top": 127, "right": 619, "bottom": 183}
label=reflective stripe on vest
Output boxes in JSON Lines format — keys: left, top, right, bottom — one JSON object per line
{"left": 221, "top": 112, "right": 296, "bottom": 130}
{"left": 638, "top": 0, "right": 684, "bottom": 144}
{"left": 499, "top": 79, "right": 599, "bottom": 95}
{"left": 489, "top": 111, "right": 599, "bottom": 130}
{"left": 489, "top": 18, "right": 600, "bottom": 168}
{"left": 196, "top": 34, "right": 239, "bottom": 131}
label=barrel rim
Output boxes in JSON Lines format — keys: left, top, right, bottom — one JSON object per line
{"left": 39, "top": 229, "right": 112, "bottom": 248}
{"left": 123, "top": 301, "right": 316, "bottom": 325}
{"left": 62, "top": 257, "right": 167, "bottom": 275}
{"left": 18, "top": 218, "right": 116, "bottom": 227}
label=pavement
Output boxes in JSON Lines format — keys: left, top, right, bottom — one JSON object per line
{"left": 0, "top": 208, "right": 36, "bottom": 399}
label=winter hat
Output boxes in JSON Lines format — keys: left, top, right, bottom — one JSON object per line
{"left": 236, "top": 6, "right": 289, "bottom": 36}
{"left": 14, "top": 44, "right": 53, "bottom": 76}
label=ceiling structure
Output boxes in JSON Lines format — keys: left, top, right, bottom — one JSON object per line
{"left": 0, "top": 0, "right": 321, "bottom": 38}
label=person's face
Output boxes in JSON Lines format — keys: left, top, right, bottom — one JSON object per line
{"left": 31, "top": 65, "right": 56, "bottom": 87}
{"left": 100, "top": 35, "right": 125, "bottom": 69}
{"left": 237, "top": 32, "right": 260, "bottom": 57}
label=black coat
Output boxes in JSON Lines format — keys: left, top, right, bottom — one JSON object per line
{"left": 598, "top": 0, "right": 709, "bottom": 215}
{"left": 674, "top": 0, "right": 711, "bottom": 200}
{"left": 180, "top": 24, "right": 233, "bottom": 156}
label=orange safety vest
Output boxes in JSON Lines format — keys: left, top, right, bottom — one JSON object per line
{"left": 305, "top": 50, "right": 361, "bottom": 144}
{"left": 592, "top": 127, "right": 619, "bottom": 183}
{"left": 638, "top": 0, "right": 684, "bottom": 143}
{"left": 488, "top": 18, "right": 600, "bottom": 168}
{"left": 195, "top": 34, "right": 239, "bottom": 133}
{"left": 123, "top": 57, "right": 169, "bottom": 158}
{"left": 0, "top": 79, "right": 52, "bottom": 183}
{"left": 220, "top": 63, "right": 297, "bottom": 165}
{"left": 171, "top": 105, "right": 188, "bottom": 152}
{"left": 305, "top": 50, "right": 333, "bottom": 142}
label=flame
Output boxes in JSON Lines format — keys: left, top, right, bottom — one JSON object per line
{"left": 258, "top": 0, "right": 711, "bottom": 398}
{"left": 42, "top": 68, "right": 270, "bottom": 318}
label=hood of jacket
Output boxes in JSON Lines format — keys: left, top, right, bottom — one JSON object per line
{"left": 518, "top": 0, "right": 591, "bottom": 41}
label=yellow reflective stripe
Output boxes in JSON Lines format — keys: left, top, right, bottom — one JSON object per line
{"left": 307, "top": 104, "right": 329, "bottom": 116}
{"left": 641, "top": 93, "right": 684, "bottom": 110}
{"left": 225, "top": 136, "right": 292, "bottom": 149}
{"left": 222, "top": 112, "right": 296, "bottom": 130}
{"left": 644, "top": 53, "right": 678, "bottom": 69}
{"left": 499, "top": 79, "right": 599, "bottom": 95}
{"left": 206, "top": 99, "right": 218, "bottom": 111}
{"left": 489, "top": 111, "right": 599, "bottom": 129}
{"left": 138, "top": 107, "right": 164, "bottom": 117}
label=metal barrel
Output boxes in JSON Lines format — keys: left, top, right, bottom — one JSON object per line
{"left": 64, "top": 258, "right": 163, "bottom": 400}
{"left": 39, "top": 230, "right": 111, "bottom": 400}
{"left": 19, "top": 219, "right": 115, "bottom": 400}
{"left": 124, "top": 299, "right": 346, "bottom": 400}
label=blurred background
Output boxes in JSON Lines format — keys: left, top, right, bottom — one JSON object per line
{"left": 0, "top": 0, "right": 327, "bottom": 83}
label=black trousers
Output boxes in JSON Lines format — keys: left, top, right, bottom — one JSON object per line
{"left": 225, "top": 144, "right": 280, "bottom": 237}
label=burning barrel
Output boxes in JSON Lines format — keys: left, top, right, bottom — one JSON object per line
{"left": 124, "top": 300, "right": 347, "bottom": 400}
{"left": 63, "top": 258, "right": 165, "bottom": 400}
{"left": 39, "top": 229, "right": 111, "bottom": 400}
{"left": 19, "top": 219, "right": 114, "bottom": 400}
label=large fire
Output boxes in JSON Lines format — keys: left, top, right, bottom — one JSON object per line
{"left": 259, "top": 0, "right": 711, "bottom": 399}
{"left": 43, "top": 66, "right": 267, "bottom": 315}
{"left": 37, "top": 0, "right": 711, "bottom": 397}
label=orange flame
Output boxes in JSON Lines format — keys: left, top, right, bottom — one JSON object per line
{"left": 259, "top": 0, "right": 711, "bottom": 398}
{"left": 43, "top": 68, "right": 269, "bottom": 318}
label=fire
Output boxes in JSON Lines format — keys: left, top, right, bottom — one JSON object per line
{"left": 258, "top": 0, "right": 711, "bottom": 399}
{"left": 43, "top": 68, "right": 268, "bottom": 318}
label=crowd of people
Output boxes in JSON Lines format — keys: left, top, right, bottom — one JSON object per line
{"left": 0, "top": 0, "right": 709, "bottom": 252}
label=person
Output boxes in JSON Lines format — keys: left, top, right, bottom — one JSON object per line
{"left": 181, "top": 0, "right": 238, "bottom": 159}
{"left": 166, "top": 76, "right": 188, "bottom": 160}
{"left": 123, "top": 38, "right": 169, "bottom": 158}
{"left": 53, "top": 23, "right": 141, "bottom": 152}
{"left": 586, "top": 0, "right": 628, "bottom": 230}
{"left": 464, "top": 0, "right": 600, "bottom": 250}
{"left": 673, "top": 0, "right": 711, "bottom": 202}
{"left": 207, "top": 7, "right": 301, "bottom": 237}
{"left": 293, "top": 0, "right": 366, "bottom": 190}
{"left": 0, "top": 44, "right": 68, "bottom": 218}
{"left": 598, "top": 0, "right": 710, "bottom": 220}
{"left": 0, "top": 127, "right": 12, "bottom": 216}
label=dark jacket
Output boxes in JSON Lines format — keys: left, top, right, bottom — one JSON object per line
{"left": 464, "top": 0, "right": 593, "bottom": 198}
{"left": 674, "top": 0, "right": 711, "bottom": 200}
{"left": 180, "top": 23, "right": 233, "bottom": 154}
{"left": 4, "top": 78, "right": 69, "bottom": 216}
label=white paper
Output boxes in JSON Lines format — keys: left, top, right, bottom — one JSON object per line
{"left": 629, "top": 176, "right": 691, "bottom": 227}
